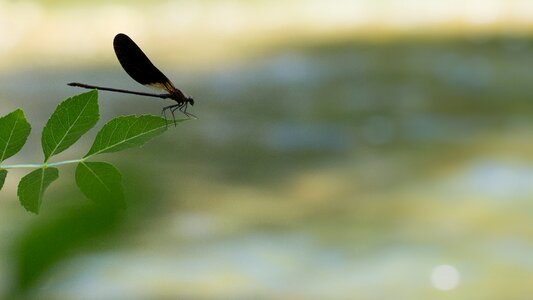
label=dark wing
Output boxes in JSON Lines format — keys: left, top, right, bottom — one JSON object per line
{"left": 113, "top": 33, "right": 176, "bottom": 93}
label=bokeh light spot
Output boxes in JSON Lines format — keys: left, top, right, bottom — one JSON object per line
{"left": 431, "top": 264, "right": 460, "bottom": 291}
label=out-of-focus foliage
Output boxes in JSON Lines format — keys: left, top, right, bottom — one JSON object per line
{"left": 10, "top": 204, "right": 123, "bottom": 297}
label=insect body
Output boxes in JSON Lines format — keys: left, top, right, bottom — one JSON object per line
{"left": 69, "top": 33, "right": 195, "bottom": 121}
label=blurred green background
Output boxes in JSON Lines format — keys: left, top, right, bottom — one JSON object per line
{"left": 1, "top": 0, "right": 533, "bottom": 299}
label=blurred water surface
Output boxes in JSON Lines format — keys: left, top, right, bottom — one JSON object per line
{"left": 1, "top": 1, "right": 533, "bottom": 299}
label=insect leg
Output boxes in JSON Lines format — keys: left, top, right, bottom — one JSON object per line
{"left": 161, "top": 104, "right": 178, "bottom": 127}
{"left": 180, "top": 103, "right": 197, "bottom": 119}
{"left": 169, "top": 105, "right": 181, "bottom": 126}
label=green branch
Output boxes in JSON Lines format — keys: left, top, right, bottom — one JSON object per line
{"left": 0, "top": 90, "right": 185, "bottom": 214}
{"left": 1, "top": 159, "right": 86, "bottom": 170}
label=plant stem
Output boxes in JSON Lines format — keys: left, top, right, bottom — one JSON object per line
{"left": 48, "top": 159, "right": 86, "bottom": 167}
{"left": 0, "top": 158, "right": 86, "bottom": 170}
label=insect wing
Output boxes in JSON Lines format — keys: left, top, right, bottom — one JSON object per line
{"left": 113, "top": 33, "right": 176, "bottom": 93}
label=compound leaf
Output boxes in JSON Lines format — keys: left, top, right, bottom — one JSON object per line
{"left": 42, "top": 90, "right": 99, "bottom": 162}
{"left": 75, "top": 161, "right": 124, "bottom": 208}
{"left": 0, "top": 169, "right": 6, "bottom": 191}
{"left": 0, "top": 109, "right": 31, "bottom": 163}
{"left": 85, "top": 115, "right": 172, "bottom": 158}
{"left": 18, "top": 168, "right": 59, "bottom": 214}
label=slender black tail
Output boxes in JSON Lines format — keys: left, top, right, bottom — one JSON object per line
{"left": 68, "top": 82, "right": 170, "bottom": 100}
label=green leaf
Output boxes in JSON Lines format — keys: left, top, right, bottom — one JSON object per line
{"left": 75, "top": 161, "right": 124, "bottom": 208}
{"left": 85, "top": 115, "right": 171, "bottom": 158}
{"left": 42, "top": 90, "right": 99, "bottom": 162}
{"left": 18, "top": 168, "right": 59, "bottom": 214}
{"left": 0, "top": 169, "right": 6, "bottom": 191}
{"left": 0, "top": 109, "right": 31, "bottom": 163}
